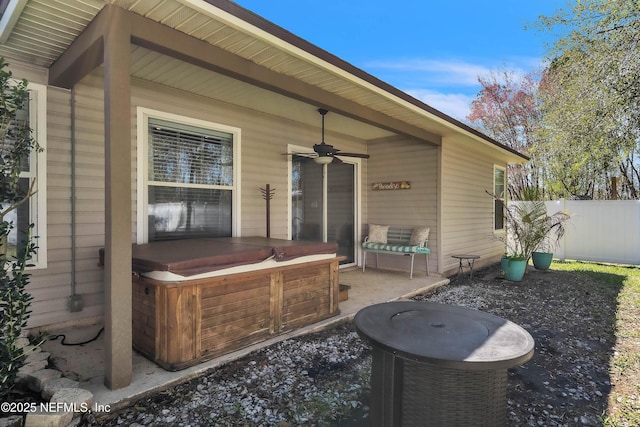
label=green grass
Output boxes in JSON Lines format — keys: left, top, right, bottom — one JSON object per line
{"left": 552, "top": 260, "right": 640, "bottom": 426}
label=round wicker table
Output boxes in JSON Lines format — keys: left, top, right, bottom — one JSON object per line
{"left": 354, "top": 301, "right": 535, "bottom": 427}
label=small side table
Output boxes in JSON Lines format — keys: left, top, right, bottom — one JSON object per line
{"left": 452, "top": 254, "right": 480, "bottom": 279}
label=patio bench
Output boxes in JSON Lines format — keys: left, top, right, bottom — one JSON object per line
{"left": 362, "top": 225, "right": 430, "bottom": 279}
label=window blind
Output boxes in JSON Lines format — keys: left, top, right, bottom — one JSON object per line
{"left": 148, "top": 118, "right": 233, "bottom": 186}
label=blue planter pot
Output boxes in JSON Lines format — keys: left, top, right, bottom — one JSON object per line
{"left": 501, "top": 257, "right": 527, "bottom": 282}
{"left": 500, "top": 257, "right": 509, "bottom": 274}
{"left": 532, "top": 251, "right": 553, "bottom": 270}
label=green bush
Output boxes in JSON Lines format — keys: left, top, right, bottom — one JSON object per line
{"left": 0, "top": 57, "right": 41, "bottom": 399}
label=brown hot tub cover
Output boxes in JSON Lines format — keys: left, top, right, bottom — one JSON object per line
{"left": 101, "top": 237, "right": 338, "bottom": 277}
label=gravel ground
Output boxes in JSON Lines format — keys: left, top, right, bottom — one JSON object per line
{"left": 420, "top": 266, "right": 615, "bottom": 427}
{"left": 86, "top": 262, "right": 620, "bottom": 426}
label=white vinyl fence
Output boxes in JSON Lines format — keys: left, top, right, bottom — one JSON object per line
{"left": 510, "top": 200, "right": 640, "bottom": 265}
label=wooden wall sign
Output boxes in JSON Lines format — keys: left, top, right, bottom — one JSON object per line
{"left": 372, "top": 181, "right": 411, "bottom": 190}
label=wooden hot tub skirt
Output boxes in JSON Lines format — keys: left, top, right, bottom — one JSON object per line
{"left": 128, "top": 237, "right": 342, "bottom": 370}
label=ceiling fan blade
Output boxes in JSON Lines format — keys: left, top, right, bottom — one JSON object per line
{"left": 334, "top": 152, "right": 370, "bottom": 159}
{"left": 281, "top": 151, "right": 317, "bottom": 158}
{"left": 331, "top": 156, "right": 343, "bottom": 164}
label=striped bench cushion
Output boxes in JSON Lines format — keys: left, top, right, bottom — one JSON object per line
{"left": 362, "top": 242, "right": 430, "bottom": 254}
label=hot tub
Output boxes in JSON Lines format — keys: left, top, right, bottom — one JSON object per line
{"left": 125, "top": 237, "right": 342, "bottom": 370}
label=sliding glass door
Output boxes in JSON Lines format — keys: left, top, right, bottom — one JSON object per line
{"left": 291, "top": 155, "right": 357, "bottom": 265}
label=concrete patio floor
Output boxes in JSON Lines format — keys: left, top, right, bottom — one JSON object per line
{"left": 40, "top": 268, "right": 449, "bottom": 410}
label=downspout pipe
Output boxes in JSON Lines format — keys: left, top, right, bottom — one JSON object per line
{"left": 68, "top": 87, "right": 82, "bottom": 312}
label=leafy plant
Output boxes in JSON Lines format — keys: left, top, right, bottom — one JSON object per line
{"left": 0, "top": 226, "right": 37, "bottom": 398}
{"left": 0, "top": 57, "right": 41, "bottom": 399}
{"left": 491, "top": 193, "right": 570, "bottom": 262}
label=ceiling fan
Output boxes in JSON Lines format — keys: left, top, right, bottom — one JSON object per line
{"left": 287, "top": 108, "right": 370, "bottom": 164}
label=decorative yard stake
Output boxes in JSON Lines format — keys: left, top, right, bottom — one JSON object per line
{"left": 260, "top": 184, "right": 275, "bottom": 238}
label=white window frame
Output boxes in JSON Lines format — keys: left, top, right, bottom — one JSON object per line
{"left": 9, "top": 81, "right": 47, "bottom": 269}
{"left": 493, "top": 165, "right": 506, "bottom": 232}
{"left": 136, "top": 107, "right": 241, "bottom": 244}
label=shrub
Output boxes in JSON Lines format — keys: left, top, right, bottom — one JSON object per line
{"left": 0, "top": 57, "right": 41, "bottom": 399}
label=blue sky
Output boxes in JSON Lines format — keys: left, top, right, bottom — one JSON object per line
{"left": 233, "top": 0, "right": 567, "bottom": 121}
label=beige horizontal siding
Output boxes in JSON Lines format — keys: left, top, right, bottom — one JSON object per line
{"left": 28, "top": 77, "right": 107, "bottom": 328}
{"left": 133, "top": 77, "right": 367, "bottom": 240}
{"left": 364, "top": 138, "right": 438, "bottom": 273}
{"left": 440, "top": 136, "right": 506, "bottom": 275}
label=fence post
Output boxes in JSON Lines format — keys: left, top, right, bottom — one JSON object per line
{"left": 558, "top": 198, "right": 566, "bottom": 261}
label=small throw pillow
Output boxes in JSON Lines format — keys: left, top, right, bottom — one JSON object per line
{"left": 368, "top": 224, "right": 389, "bottom": 244}
{"left": 409, "top": 227, "right": 430, "bottom": 246}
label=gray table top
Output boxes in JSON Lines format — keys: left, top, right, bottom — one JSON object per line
{"left": 354, "top": 301, "right": 535, "bottom": 370}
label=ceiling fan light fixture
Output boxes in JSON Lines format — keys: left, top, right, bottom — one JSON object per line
{"left": 314, "top": 155, "right": 333, "bottom": 165}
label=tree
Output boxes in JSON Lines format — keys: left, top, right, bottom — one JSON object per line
{"left": 0, "top": 57, "right": 41, "bottom": 399}
{"left": 535, "top": 0, "right": 640, "bottom": 199}
{"left": 467, "top": 70, "right": 545, "bottom": 200}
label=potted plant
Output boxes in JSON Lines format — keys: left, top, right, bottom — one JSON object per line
{"left": 531, "top": 250, "right": 554, "bottom": 270}
{"left": 500, "top": 253, "right": 527, "bottom": 282}
{"left": 529, "top": 205, "right": 570, "bottom": 270}
{"left": 493, "top": 195, "right": 570, "bottom": 280}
